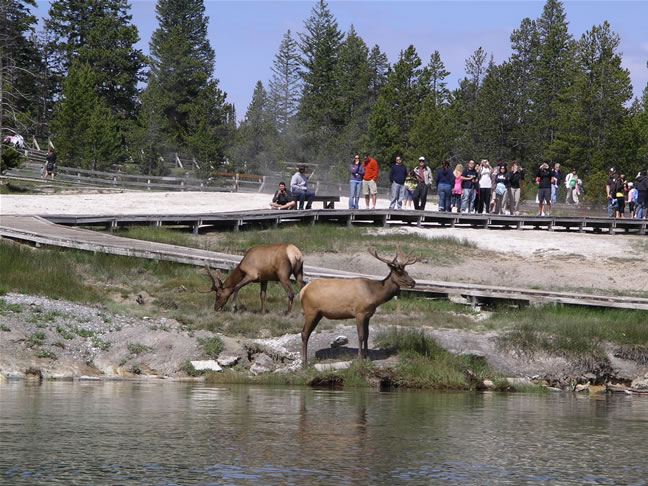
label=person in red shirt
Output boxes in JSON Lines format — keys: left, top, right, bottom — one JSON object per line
{"left": 362, "top": 153, "right": 379, "bottom": 209}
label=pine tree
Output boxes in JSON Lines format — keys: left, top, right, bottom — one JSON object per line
{"left": 368, "top": 45, "right": 428, "bottom": 164}
{"left": 532, "top": 0, "right": 574, "bottom": 162}
{"left": 46, "top": 0, "right": 144, "bottom": 120}
{"left": 232, "top": 81, "right": 276, "bottom": 173}
{"left": 141, "top": 0, "right": 232, "bottom": 170}
{"left": 553, "top": 21, "right": 633, "bottom": 177}
{"left": 49, "top": 62, "right": 121, "bottom": 169}
{"left": 367, "top": 45, "right": 389, "bottom": 105}
{"left": 0, "top": 0, "right": 41, "bottom": 169}
{"left": 268, "top": 30, "right": 301, "bottom": 133}
{"left": 508, "top": 17, "right": 540, "bottom": 164}
{"left": 298, "top": 0, "right": 344, "bottom": 157}
{"left": 424, "top": 50, "right": 451, "bottom": 107}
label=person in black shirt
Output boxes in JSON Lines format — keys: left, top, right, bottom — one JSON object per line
{"left": 270, "top": 182, "right": 296, "bottom": 210}
{"left": 508, "top": 161, "right": 525, "bottom": 215}
{"left": 45, "top": 150, "right": 56, "bottom": 180}
{"left": 535, "top": 162, "right": 553, "bottom": 216}
{"left": 460, "top": 160, "right": 478, "bottom": 213}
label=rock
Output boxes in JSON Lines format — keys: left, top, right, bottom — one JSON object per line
{"left": 314, "top": 361, "right": 352, "bottom": 371}
{"left": 574, "top": 384, "right": 589, "bottom": 392}
{"left": 330, "top": 336, "right": 349, "bottom": 348}
{"left": 6, "top": 371, "right": 24, "bottom": 379}
{"left": 217, "top": 355, "right": 239, "bottom": 367}
{"left": 506, "top": 377, "right": 532, "bottom": 386}
{"left": 589, "top": 385, "right": 606, "bottom": 394}
{"left": 190, "top": 360, "right": 223, "bottom": 372}
{"left": 631, "top": 375, "right": 648, "bottom": 390}
{"left": 482, "top": 379, "right": 496, "bottom": 389}
{"left": 250, "top": 353, "right": 275, "bottom": 375}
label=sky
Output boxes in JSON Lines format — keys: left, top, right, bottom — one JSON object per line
{"left": 33, "top": 1, "right": 648, "bottom": 123}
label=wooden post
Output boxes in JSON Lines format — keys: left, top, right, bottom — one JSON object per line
{"left": 175, "top": 153, "right": 183, "bottom": 169}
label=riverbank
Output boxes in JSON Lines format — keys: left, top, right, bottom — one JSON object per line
{"left": 2, "top": 189, "right": 648, "bottom": 391}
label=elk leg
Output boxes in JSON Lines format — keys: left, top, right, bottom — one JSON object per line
{"left": 259, "top": 281, "right": 268, "bottom": 314}
{"left": 356, "top": 315, "right": 371, "bottom": 360}
{"left": 230, "top": 275, "right": 255, "bottom": 312}
{"left": 301, "top": 312, "right": 322, "bottom": 366}
{"left": 294, "top": 265, "right": 305, "bottom": 290}
{"left": 278, "top": 277, "right": 295, "bottom": 314}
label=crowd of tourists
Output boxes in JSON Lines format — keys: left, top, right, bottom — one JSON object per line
{"left": 270, "top": 155, "right": 648, "bottom": 220}
{"left": 606, "top": 167, "right": 648, "bottom": 219}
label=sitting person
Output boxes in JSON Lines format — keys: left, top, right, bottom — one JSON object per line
{"left": 290, "top": 165, "right": 315, "bottom": 209}
{"left": 269, "top": 182, "right": 296, "bottom": 210}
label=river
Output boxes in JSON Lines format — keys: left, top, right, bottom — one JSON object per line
{"left": 1, "top": 381, "right": 646, "bottom": 485}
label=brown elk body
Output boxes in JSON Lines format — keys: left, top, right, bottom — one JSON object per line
{"left": 201, "top": 243, "right": 304, "bottom": 313}
{"left": 299, "top": 248, "right": 417, "bottom": 365}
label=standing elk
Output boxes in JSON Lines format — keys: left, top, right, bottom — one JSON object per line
{"left": 200, "top": 243, "right": 304, "bottom": 313}
{"left": 299, "top": 247, "right": 418, "bottom": 365}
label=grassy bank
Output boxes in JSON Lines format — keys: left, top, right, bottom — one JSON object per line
{"left": 2, "top": 224, "right": 648, "bottom": 388}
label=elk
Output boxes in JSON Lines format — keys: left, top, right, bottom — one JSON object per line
{"left": 299, "top": 247, "right": 418, "bottom": 365}
{"left": 200, "top": 243, "right": 305, "bottom": 314}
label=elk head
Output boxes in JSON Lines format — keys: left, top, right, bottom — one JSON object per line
{"left": 368, "top": 246, "right": 418, "bottom": 288}
{"left": 198, "top": 264, "right": 232, "bottom": 311}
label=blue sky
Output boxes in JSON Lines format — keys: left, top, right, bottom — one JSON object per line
{"left": 34, "top": 1, "right": 648, "bottom": 122}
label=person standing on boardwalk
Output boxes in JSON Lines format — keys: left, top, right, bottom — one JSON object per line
{"left": 460, "top": 160, "right": 478, "bottom": 213}
{"left": 476, "top": 159, "right": 493, "bottom": 214}
{"left": 45, "top": 150, "right": 57, "bottom": 180}
{"left": 362, "top": 153, "right": 379, "bottom": 209}
{"left": 565, "top": 168, "right": 579, "bottom": 205}
{"left": 413, "top": 157, "right": 433, "bottom": 210}
{"left": 634, "top": 170, "right": 647, "bottom": 219}
{"left": 508, "top": 161, "right": 524, "bottom": 215}
{"left": 290, "top": 165, "right": 315, "bottom": 210}
{"left": 606, "top": 168, "right": 617, "bottom": 217}
{"left": 536, "top": 162, "right": 553, "bottom": 216}
{"left": 388, "top": 156, "right": 408, "bottom": 209}
{"left": 348, "top": 155, "right": 364, "bottom": 209}
{"left": 435, "top": 160, "right": 454, "bottom": 212}
{"left": 551, "top": 163, "right": 562, "bottom": 203}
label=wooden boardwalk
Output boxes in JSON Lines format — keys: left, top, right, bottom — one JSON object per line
{"left": 29, "top": 208, "right": 648, "bottom": 235}
{"left": 1, "top": 215, "right": 647, "bottom": 311}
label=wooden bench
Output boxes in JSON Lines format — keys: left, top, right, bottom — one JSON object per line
{"left": 313, "top": 195, "right": 340, "bottom": 209}
{"left": 288, "top": 194, "right": 340, "bottom": 209}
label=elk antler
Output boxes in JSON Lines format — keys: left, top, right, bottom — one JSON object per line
{"left": 396, "top": 245, "right": 419, "bottom": 266}
{"left": 367, "top": 248, "right": 396, "bottom": 265}
{"left": 197, "top": 264, "right": 223, "bottom": 293}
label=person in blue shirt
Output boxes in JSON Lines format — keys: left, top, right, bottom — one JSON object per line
{"left": 388, "top": 155, "right": 408, "bottom": 209}
{"left": 435, "top": 160, "right": 454, "bottom": 212}
{"left": 460, "top": 160, "right": 478, "bottom": 213}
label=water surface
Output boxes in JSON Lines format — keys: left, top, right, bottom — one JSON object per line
{"left": 1, "top": 382, "right": 646, "bottom": 485}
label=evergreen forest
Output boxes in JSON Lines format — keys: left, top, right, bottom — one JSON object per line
{"left": 2, "top": 0, "right": 648, "bottom": 199}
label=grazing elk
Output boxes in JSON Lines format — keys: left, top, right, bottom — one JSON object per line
{"left": 200, "top": 243, "right": 305, "bottom": 314}
{"left": 299, "top": 247, "right": 418, "bottom": 365}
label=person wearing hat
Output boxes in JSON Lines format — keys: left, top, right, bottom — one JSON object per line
{"left": 606, "top": 168, "right": 617, "bottom": 217}
{"left": 413, "top": 156, "right": 433, "bottom": 210}
{"left": 290, "top": 165, "right": 315, "bottom": 209}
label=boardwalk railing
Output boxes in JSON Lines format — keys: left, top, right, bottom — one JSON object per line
{"left": 5, "top": 161, "right": 267, "bottom": 193}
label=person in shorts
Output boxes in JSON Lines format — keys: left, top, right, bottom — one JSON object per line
{"left": 536, "top": 162, "right": 553, "bottom": 216}
{"left": 362, "top": 153, "right": 379, "bottom": 209}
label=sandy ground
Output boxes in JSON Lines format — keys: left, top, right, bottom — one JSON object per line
{"left": 2, "top": 190, "right": 647, "bottom": 294}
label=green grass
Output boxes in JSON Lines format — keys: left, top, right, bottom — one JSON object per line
{"left": 127, "top": 343, "right": 152, "bottom": 355}
{"left": 29, "top": 331, "right": 46, "bottom": 347}
{"left": 490, "top": 305, "right": 648, "bottom": 359}
{"left": 108, "top": 224, "right": 476, "bottom": 264}
{"left": 373, "top": 327, "right": 503, "bottom": 389}
{"left": 197, "top": 336, "right": 224, "bottom": 359}
{"left": 0, "top": 298, "right": 22, "bottom": 315}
